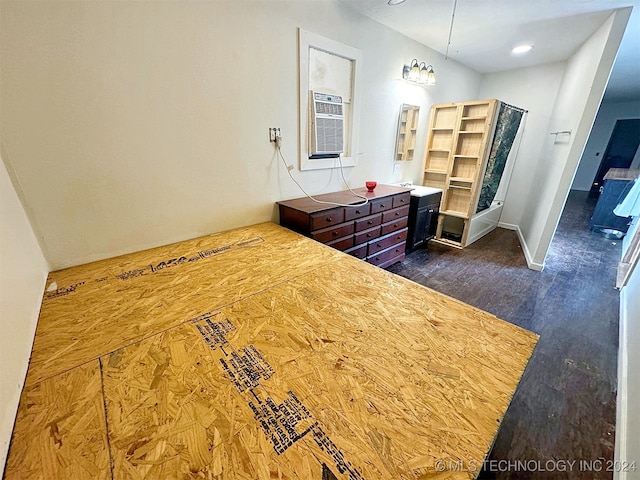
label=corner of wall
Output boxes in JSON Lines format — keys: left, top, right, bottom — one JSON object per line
{"left": 498, "top": 221, "right": 544, "bottom": 271}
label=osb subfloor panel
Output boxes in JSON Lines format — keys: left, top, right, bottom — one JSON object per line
{"left": 23, "top": 223, "right": 343, "bottom": 387}
{"left": 5, "top": 222, "right": 538, "bottom": 480}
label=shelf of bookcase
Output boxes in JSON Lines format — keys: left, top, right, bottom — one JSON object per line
{"left": 449, "top": 177, "right": 474, "bottom": 183}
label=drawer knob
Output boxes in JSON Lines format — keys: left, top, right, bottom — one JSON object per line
{"left": 356, "top": 210, "right": 361, "bottom": 214}
{"left": 367, "top": 220, "right": 373, "bottom": 225}
{"left": 400, "top": 199, "right": 406, "bottom": 203}
{"left": 367, "top": 233, "right": 372, "bottom": 238}
{"left": 395, "top": 212, "right": 400, "bottom": 216}
{"left": 333, "top": 231, "right": 339, "bottom": 236}
{"left": 381, "top": 204, "right": 386, "bottom": 208}
{"left": 326, "top": 217, "right": 332, "bottom": 222}
{"left": 394, "top": 224, "right": 399, "bottom": 227}
{"left": 376, "top": 244, "right": 382, "bottom": 248}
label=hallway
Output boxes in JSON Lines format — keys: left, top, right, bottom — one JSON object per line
{"left": 389, "top": 190, "right": 621, "bottom": 479}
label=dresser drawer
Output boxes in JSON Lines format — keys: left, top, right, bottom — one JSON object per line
{"left": 276, "top": 186, "right": 410, "bottom": 269}
{"left": 345, "top": 243, "right": 368, "bottom": 259}
{"left": 327, "top": 235, "right": 354, "bottom": 251}
{"left": 371, "top": 197, "right": 393, "bottom": 214}
{"left": 392, "top": 192, "right": 411, "bottom": 208}
{"left": 368, "top": 228, "right": 408, "bottom": 255}
{"left": 355, "top": 213, "right": 382, "bottom": 232}
{"left": 382, "top": 205, "right": 410, "bottom": 224}
{"left": 355, "top": 226, "right": 381, "bottom": 245}
{"left": 380, "top": 217, "right": 408, "bottom": 235}
{"left": 345, "top": 203, "right": 372, "bottom": 221}
{"left": 311, "top": 223, "right": 354, "bottom": 244}
{"left": 310, "top": 208, "right": 344, "bottom": 230}
{"left": 368, "top": 243, "right": 406, "bottom": 267}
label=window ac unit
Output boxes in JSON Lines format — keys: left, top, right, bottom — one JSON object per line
{"left": 310, "top": 92, "right": 344, "bottom": 156}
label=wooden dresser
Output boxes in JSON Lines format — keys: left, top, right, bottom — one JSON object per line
{"left": 277, "top": 185, "right": 412, "bottom": 268}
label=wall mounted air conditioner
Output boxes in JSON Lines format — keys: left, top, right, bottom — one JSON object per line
{"left": 309, "top": 92, "right": 344, "bottom": 156}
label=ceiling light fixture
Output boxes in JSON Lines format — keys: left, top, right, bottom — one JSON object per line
{"left": 511, "top": 44, "right": 533, "bottom": 55}
{"left": 388, "top": 0, "right": 406, "bottom": 5}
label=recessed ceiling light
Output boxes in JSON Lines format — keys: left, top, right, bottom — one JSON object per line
{"left": 511, "top": 44, "right": 533, "bottom": 55}
{"left": 388, "top": 0, "right": 406, "bottom": 5}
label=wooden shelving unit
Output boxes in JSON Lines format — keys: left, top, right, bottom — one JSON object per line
{"left": 421, "top": 99, "right": 498, "bottom": 248}
{"left": 395, "top": 105, "right": 420, "bottom": 161}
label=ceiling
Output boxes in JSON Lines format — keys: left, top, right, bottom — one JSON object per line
{"left": 339, "top": 0, "right": 640, "bottom": 103}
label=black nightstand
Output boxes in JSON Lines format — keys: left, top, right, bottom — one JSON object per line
{"left": 406, "top": 189, "right": 442, "bottom": 252}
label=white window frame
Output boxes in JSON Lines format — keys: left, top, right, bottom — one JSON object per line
{"left": 298, "top": 28, "right": 361, "bottom": 171}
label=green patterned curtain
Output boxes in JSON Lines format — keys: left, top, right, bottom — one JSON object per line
{"left": 476, "top": 103, "right": 524, "bottom": 213}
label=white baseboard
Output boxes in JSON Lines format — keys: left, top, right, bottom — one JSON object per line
{"left": 498, "top": 222, "right": 544, "bottom": 271}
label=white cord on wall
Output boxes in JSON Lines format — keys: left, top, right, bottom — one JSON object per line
{"left": 276, "top": 137, "right": 368, "bottom": 207}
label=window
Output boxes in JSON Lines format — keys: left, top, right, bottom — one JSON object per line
{"left": 298, "top": 29, "right": 361, "bottom": 171}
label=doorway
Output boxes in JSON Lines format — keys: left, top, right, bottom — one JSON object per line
{"left": 590, "top": 118, "right": 640, "bottom": 195}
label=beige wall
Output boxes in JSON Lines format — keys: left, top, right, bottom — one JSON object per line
{"left": 0, "top": 0, "right": 481, "bottom": 270}
{"left": 0, "top": 155, "right": 48, "bottom": 468}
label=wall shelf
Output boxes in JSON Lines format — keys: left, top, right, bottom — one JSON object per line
{"left": 395, "top": 105, "right": 420, "bottom": 161}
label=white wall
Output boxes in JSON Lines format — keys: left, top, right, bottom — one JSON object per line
{"left": 476, "top": 8, "right": 630, "bottom": 270}
{"left": 618, "top": 258, "right": 640, "bottom": 480}
{"left": 572, "top": 100, "right": 640, "bottom": 191}
{"left": 0, "top": 0, "right": 481, "bottom": 270}
{"left": 478, "top": 62, "right": 566, "bottom": 230}
{"left": 515, "top": 8, "right": 631, "bottom": 268}
{"left": 0, "top": 155, "right": 49, "bottom": 469}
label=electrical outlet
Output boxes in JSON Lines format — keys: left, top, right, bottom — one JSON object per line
{"left": 269, "top": 127, "right": 281, "bottom": 143}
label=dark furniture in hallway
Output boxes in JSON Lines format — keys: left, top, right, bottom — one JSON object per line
{"left": 590, "top": 168, "right": 638, "bottom": 235}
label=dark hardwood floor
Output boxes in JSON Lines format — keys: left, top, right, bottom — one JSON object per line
{"left": 388, "top": 190, "right": 621, "bottom": 479}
